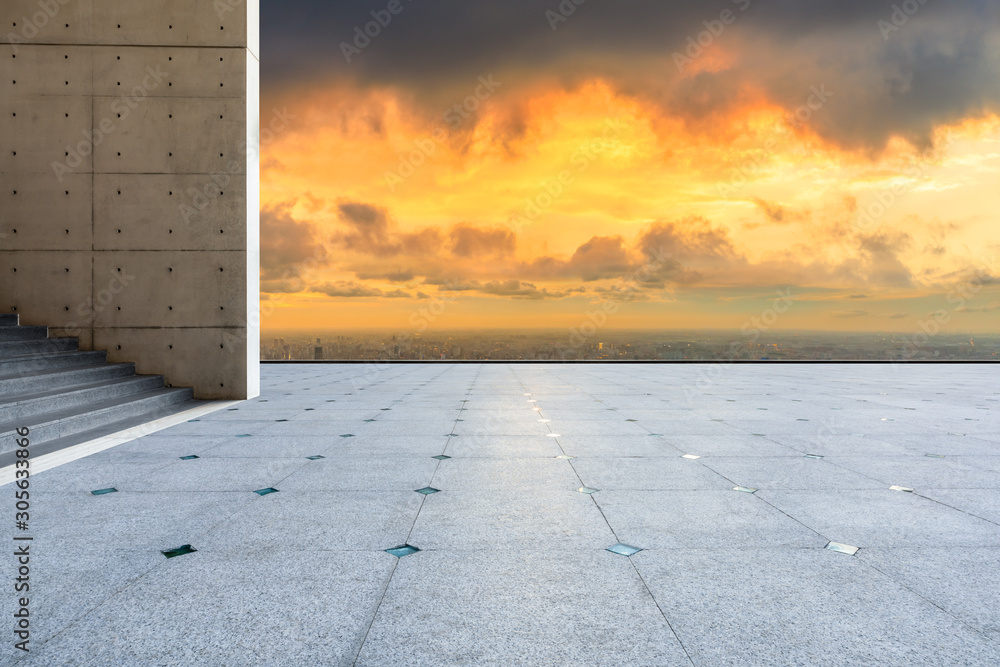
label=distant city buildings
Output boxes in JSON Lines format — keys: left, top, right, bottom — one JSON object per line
{"left": 259, "top": 331, "right": 999, "bottom": 362}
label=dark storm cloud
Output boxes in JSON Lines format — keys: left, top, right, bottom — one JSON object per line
{"left": 264, "top": 0, "right": 999, "bottom": 150}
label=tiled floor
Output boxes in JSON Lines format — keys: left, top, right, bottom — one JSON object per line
{"left": 3, "top": 363, "right": 999, "bottom": 665}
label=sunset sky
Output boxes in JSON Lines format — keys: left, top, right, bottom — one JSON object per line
{"left": 260, "top": 0, "right": 1000, "bottom": 333}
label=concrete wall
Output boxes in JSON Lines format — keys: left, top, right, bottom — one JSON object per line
{"left": 0, "top": 0, "right": 259, "bottom": 399}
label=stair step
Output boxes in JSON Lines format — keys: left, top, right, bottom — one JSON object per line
{"left": 0, "top": 314, "right": 17, "bottom": 326}
{"left": 0, "top": 363, "right": 136, "bottom": 398}
{"left": 0, "top": 375, "right": 165, "bottom": 424}
{"left": 0, "top": 398, "right": 205, "bottom": 465}
{"left": 0, "top": 387, "right": 194, "bottom": 453}
{"left": 0, "top": 350, "right": 108, "bottom": 376}
{"left": 0, "top": 337, "right": 77, "bottom": 358}
{"left": 0, "top": 326, "right": 47, "bottom": 342}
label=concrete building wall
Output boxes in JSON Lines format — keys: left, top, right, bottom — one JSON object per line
{"left": 0, "top": 0, "right": 259, "bottom": 399}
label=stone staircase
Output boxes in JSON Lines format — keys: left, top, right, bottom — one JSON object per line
{"left": 0, "top": 314, "right": 194, "bottom": 456}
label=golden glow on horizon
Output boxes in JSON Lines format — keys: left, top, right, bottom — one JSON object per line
{"left": 259, "top": 80, "right": 1000, "bottom": 333}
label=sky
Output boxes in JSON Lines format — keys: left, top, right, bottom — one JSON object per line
{"left": 259, "top": 0, "right": 1000, "bottom": 333}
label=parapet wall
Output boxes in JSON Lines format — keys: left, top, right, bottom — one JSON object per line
{"left": 0, "top": 0, "right": 259, "bottom": 399}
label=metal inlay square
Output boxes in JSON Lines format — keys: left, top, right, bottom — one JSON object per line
{"left": 889, "top": 486, "right": 914, "bottom": 492}
{"left": 606, "top": 543, "right": 642, "bottom": 557}
{"left": 340, "top": 434, "right": 355, "bottom": 438}
{"left": 306, "top": 456, "right": 325, "bottom": 461}
{"left": 162, "top": 544, "right": 197, "bottom": 559}
{"left": 254, "top": 488, "right": 279, "bottom": 496}
{"left": 415, "top": 487, "right": 440, "bottom": 495}
{"left": 826, "top": 542, "right": 859, "bottom": 556}
{"left": 386, "top": 545, "right": 420, "bottom": 558}
{"left": 91, "top": 488, "right": 117, "bottom": 495}
{"left": 733, "top": 486, "right": 758, "bottom": 494}
{"left": 179, "top": 455, "right": 199, "bottom": 460}
{"left": 682, "top": 454, "right": 701, "bottom": 460}
{"left": 577, "top": 487, "right": 600, "bottom": 494}
{"left": 556, "top": 455, "right": 576, "bottom": 460}
{"left": 432, "top": 455, "right": 451, "bottom": 461}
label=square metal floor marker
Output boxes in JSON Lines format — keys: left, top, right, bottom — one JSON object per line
{"left": 804, "top": 454, "right": 824, "bottom": 460}
{"left": 606, "top": 543, "right": 642, "bottom": 557}
{"left": 254, "top": 488, "right": 279, "bottom": 496}
{"left": 91, "top": 488, "right": 117, "bottom": 496}
{"left": 432, "top": 455, "right": 451, "bottom": 461}
{"left": 415, "top": 487, "right": 440, "bottom": 495}
{"left": 733, "top": 486, "right": 758, "bottom": 494}
{"left": 682, "top": 454, "right": 701, "bottom": 460}
{"left": 306, "top": 456, "right": 325, "bottom": 461}
{"left": 826, "top": 542, "right": 859, "bottom": 556}
{"left": 179, "top": 455, "right": 199, "bottom": 460}
{"left": 162, "top": 544, "right": 197, "bottom": 559}
{"left": 386, "top": 544, "right": 420, "bottom": 558}
{"left": 577, "top": 487, "right": 600, "bottom": 494}
{"left": 889, "top": 485, "right": 914, "bottom": 492}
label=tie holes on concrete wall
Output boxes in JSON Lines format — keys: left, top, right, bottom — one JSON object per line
{"left": 168, "top": 345, "right": 173, "bottom": 349}
{"left": 64, "top": 268, "right": 69, "bottom": 272}
{"left": 116, "top": 345, "right": 121, "bottom": 350}
{"left": 168, "top": 306, "right": 173, "bottom": 310}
